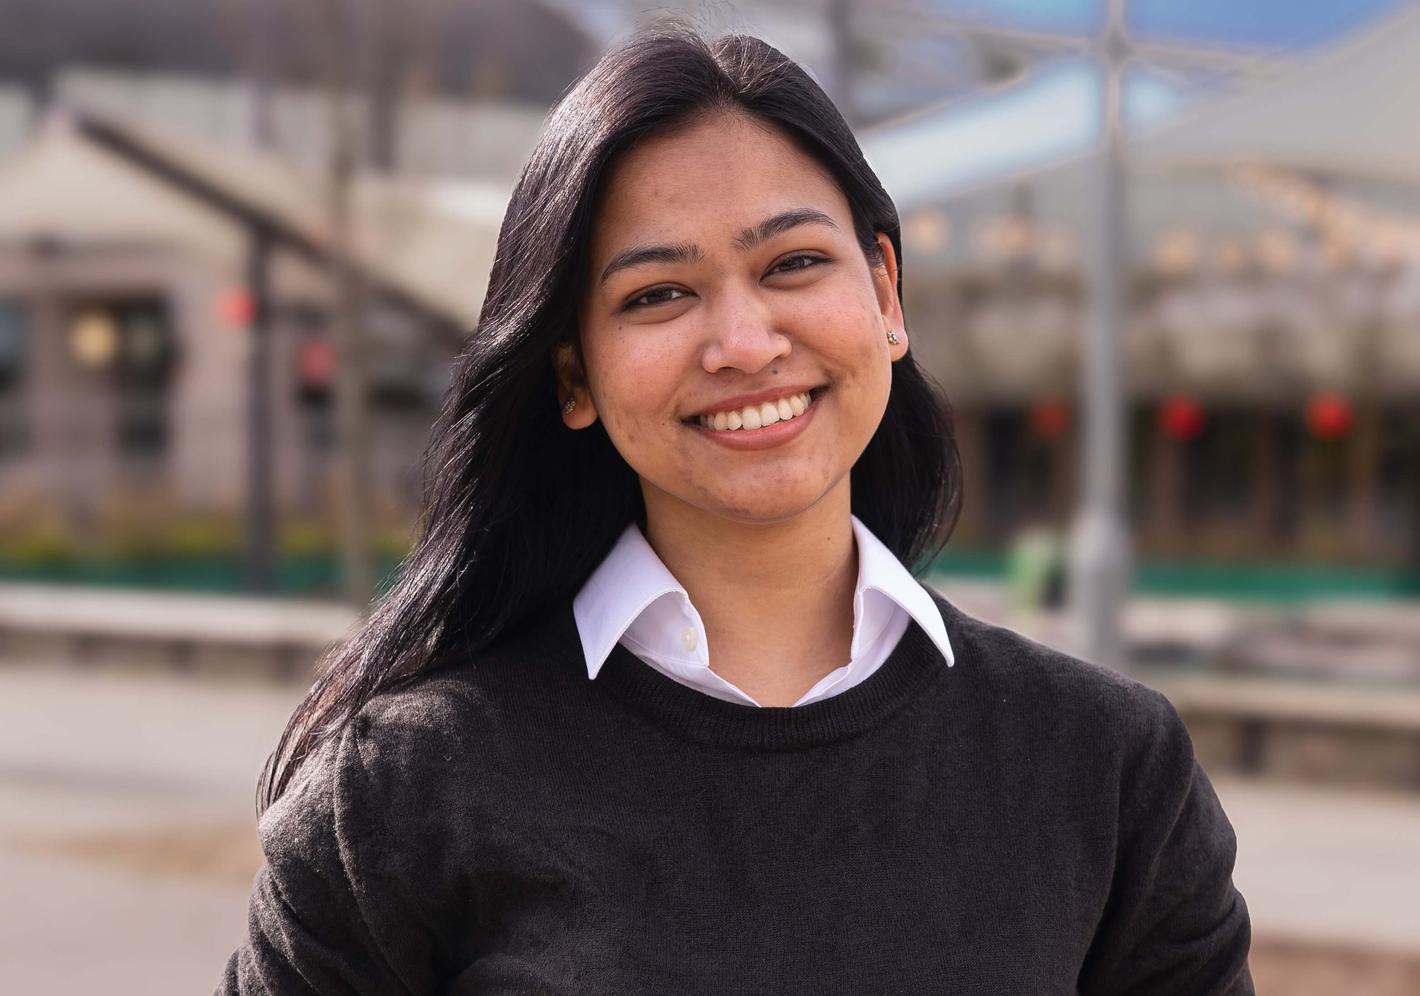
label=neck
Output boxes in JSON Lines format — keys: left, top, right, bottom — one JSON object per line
{"left": 640, "top": 480, "right": 858, "bottom": 706}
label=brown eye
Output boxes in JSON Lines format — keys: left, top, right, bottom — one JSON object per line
{"left": 770, "top": 254, "right": 827, "bottom": 275}
{"left": 627, "top": 286, "right": 690, "bottom": 309}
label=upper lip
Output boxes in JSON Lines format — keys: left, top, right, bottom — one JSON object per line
{"left": 686, "top": 384, "right": 824, "bottom": 420}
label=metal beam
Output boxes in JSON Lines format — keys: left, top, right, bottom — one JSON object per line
{"left": 66, "top": 106, "right": 468, "bottom": 333}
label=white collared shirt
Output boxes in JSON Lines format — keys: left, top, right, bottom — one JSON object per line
{"left": 572, "top": 514, "right": 954, "bottom": 707}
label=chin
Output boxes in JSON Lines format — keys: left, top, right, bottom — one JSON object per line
{"left": 702, "top": 481, "right": 839, "bottom": 524}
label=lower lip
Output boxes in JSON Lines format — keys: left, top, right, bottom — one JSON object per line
{"left": 686, "top": 392, "right": 823, "bottom": 451}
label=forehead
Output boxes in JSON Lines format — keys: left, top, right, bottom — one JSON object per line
{"left": 589, "top": 111, "right": 850, "bottom": 255}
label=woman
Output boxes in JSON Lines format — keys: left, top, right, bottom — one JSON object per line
{"left": 219, "top": 25, "right": 1253, "bottom": 995}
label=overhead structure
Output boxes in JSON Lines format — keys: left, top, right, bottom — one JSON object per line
{"left": 865, "top": 4, "right": 1420, "bottom": 215}
{"left": 1136, "top": 4, "right": 1420, "bottom": 185}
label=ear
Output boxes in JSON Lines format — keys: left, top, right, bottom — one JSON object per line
{"left": 551, "top": 341, "right": 599, "bottom": 428}
{"left": 871, "top": 232, "right": 908, "bottom": 362}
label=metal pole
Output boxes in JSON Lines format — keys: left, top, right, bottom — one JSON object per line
{"left": 828, "top": 0, "right": 856, "bottom": 126}
{"left": 244, "top": 228, "right": 277, "bottom": 593}
{"left": 1067, "top": 0, "right": 1132, "bottom": 670}
{"left": 317, "top": 0, "right": 376, "bottom": 610}
{"left": 329, "top": 158, "right": 376, "bottom": 610}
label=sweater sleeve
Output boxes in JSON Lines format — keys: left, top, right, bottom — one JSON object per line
{"left": 215, "top": 715, "right": 441, "bottom": 996}
{"left": 1077, "top": 686, "right": 1255, "bottom": 996}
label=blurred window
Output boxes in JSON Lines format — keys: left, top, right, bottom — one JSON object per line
{"left": 66, "top": 296, "right": 176, "bottom": 464}
{"left": 110, "top": 300, "right": 177, "bottom": 463}
{"left": 288, "top": 301, "right": 336, "bottom": 454}
{"left": 0, "top": 300, "right": 27, "bottom": 458}
{"left": 367, "top": 308, "right": 439, "bottom": 413}
{"left": 1180, "top": 407, "right": 1255, "bottom": 528}
{"left": 983, "top": 407, "right": 1058, "bottom": 539}
{"left": 1126, "top": 405, "right": 1152, "bottom": 529}
{"left": 304, "top": 397, "right": 336, "bottom": 453}
{"left": 289, "top": 301, "right": 333, "bottom": 408}
{"left": 1377, "top": 407, "right": 1420, "bottom": 562}
{"left": 1271, "top": 413, "right": 1304, "bottom": 543}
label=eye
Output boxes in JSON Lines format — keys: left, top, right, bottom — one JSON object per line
{"left": 626, "top": 285, "right": 691, "bottom": 309}
{"left": 769, "top": 253, "right": 828, "bottom": 275}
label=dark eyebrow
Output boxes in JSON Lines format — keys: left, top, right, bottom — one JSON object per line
{"left": 732, "top": 207, "right": 840, "bottom": 251}
{"left": 597, "top": 208, "right": 840, "bottom": 285}
{"left": 599, "top": 242, "right": 704, "bottom": 286}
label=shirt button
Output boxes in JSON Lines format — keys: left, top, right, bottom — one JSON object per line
{"left": 681, "top": 626, "right": 698, "bottom": 652}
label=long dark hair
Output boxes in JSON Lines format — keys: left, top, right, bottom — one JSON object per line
{"left": 258, "top": 22, "right": 963, "bottom": 812}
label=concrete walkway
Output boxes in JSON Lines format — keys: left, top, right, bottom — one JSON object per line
{"left": 0, "top": 662, "right": 1417, "bottom": 995}
{"left": 0, "top": 581, "right": 357, "bottom": 648}
{"left": 1213, "top": 775, "right": 1420, "bottom": 955}
{"left": 0, "top": 665, "right": 293, "bottom": 995}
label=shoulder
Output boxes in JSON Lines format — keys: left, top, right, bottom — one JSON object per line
{"left": 923, "top": 586, "right": 1189, "bottom": 766}
{"left": 256, "top": 682, "right": 473, "bottom": 850}
{"left": 265, "top": 607, "right": 574, "bottom": 838}
{"left": 347, "top": 602, "right": 587, "bottom": 798}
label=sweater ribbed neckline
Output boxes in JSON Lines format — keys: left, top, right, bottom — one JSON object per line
{"left": 592, "top": 608, "right": 949, "bottom": 750}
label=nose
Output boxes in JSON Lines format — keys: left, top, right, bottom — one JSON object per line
{"left": 700, "top": 286, "right": 791, "bottom": 374}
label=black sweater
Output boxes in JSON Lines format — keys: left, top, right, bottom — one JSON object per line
{"left": 218, "top": 587, "right": 1253, "bottom": 994}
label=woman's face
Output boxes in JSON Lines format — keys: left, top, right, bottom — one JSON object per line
{"left": 557, "top": 110, "right": 907, "bottom": 528}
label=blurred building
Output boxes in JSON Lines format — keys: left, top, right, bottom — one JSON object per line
{"left": 870, "top": 7, "right": 1420, "bottom": 576}
{"left": 0, "top": 110, "right": 504, "bottom": 538}
{"left": 0, "top": 0, "right": 1416, "bottom": 588}
{"left": 0, "top": 0, "right": 587, "bottom": 552}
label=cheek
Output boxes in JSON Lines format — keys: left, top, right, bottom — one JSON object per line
{"left": 793, "top": 269, "right": 881, "bottom": 339}
{"left": 816, "top": 295, "right": 893, "bottom": 432}
{"left": 586, "top": 329, "right": 681, "bottom": 445}
{"left": 793, "top": 288, "right": 886, "bottom": 384}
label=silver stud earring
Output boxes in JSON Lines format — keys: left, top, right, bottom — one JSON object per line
{"left": 886, "top": 329, "right": 900, "bottom": 345}
{"left": 563, "top": 397, "right": 577, "bottom": 414}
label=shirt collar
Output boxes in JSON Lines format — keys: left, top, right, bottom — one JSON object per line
{"left": 572, "top": 514, "right": 954, "bottom": 681}
{"left": 573, "top": 519, "right": 701, "bottom": 681}
{"left": 847, "top": 513, "right": 955, "bottom": 669}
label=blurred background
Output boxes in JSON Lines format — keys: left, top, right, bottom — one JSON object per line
{"left": 0, "top": 0, "right": 1416, "bottom": 992}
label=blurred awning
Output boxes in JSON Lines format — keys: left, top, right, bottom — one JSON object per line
{"left": 866, "top": 3, "right": 1420, "bottom": 214}
{"left": 0, "top": 105, "right": 508, "bottom": 330}
{"left": 0, "top": 114, "right": 244, "bottom": 259}
{"left": 1136, "top": 4, "right": 1420, "bottom": 186}
{"left": 861, "top": 57, "right": 1193, "bottom": 210}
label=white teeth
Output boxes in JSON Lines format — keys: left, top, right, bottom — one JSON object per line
{"left": 696, "top": 391, "right": 815, "bottom": 431}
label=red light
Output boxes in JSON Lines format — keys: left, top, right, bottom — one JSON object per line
{"left": 1159, "top": 395, "right": 1205, "bottom": 441}
{"left": 1028, "top": 398, "right": 1070, "bottom": 440}
{"left": 215, "top": 288, "right": 254, "bottom": 328}
{"left": 1306, "top": 392, "right": 1352, "bottom": 440}
{"left": 299, "top": 338, "right": 336, "bottom": 388}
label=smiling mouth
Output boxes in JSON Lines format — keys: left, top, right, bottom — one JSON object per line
{"left": 683, "top": 386, "right": 828, "bottom": 431}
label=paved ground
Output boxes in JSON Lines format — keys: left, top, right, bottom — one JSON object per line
{"left": 0, "top": 665, "right": 289, "bottom": 994}
{"left": 1218, "top": 776, "right": 1420, "bottom": 956}
{"left": 2, "top": 662, "right": 1418, "bottom": 995}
